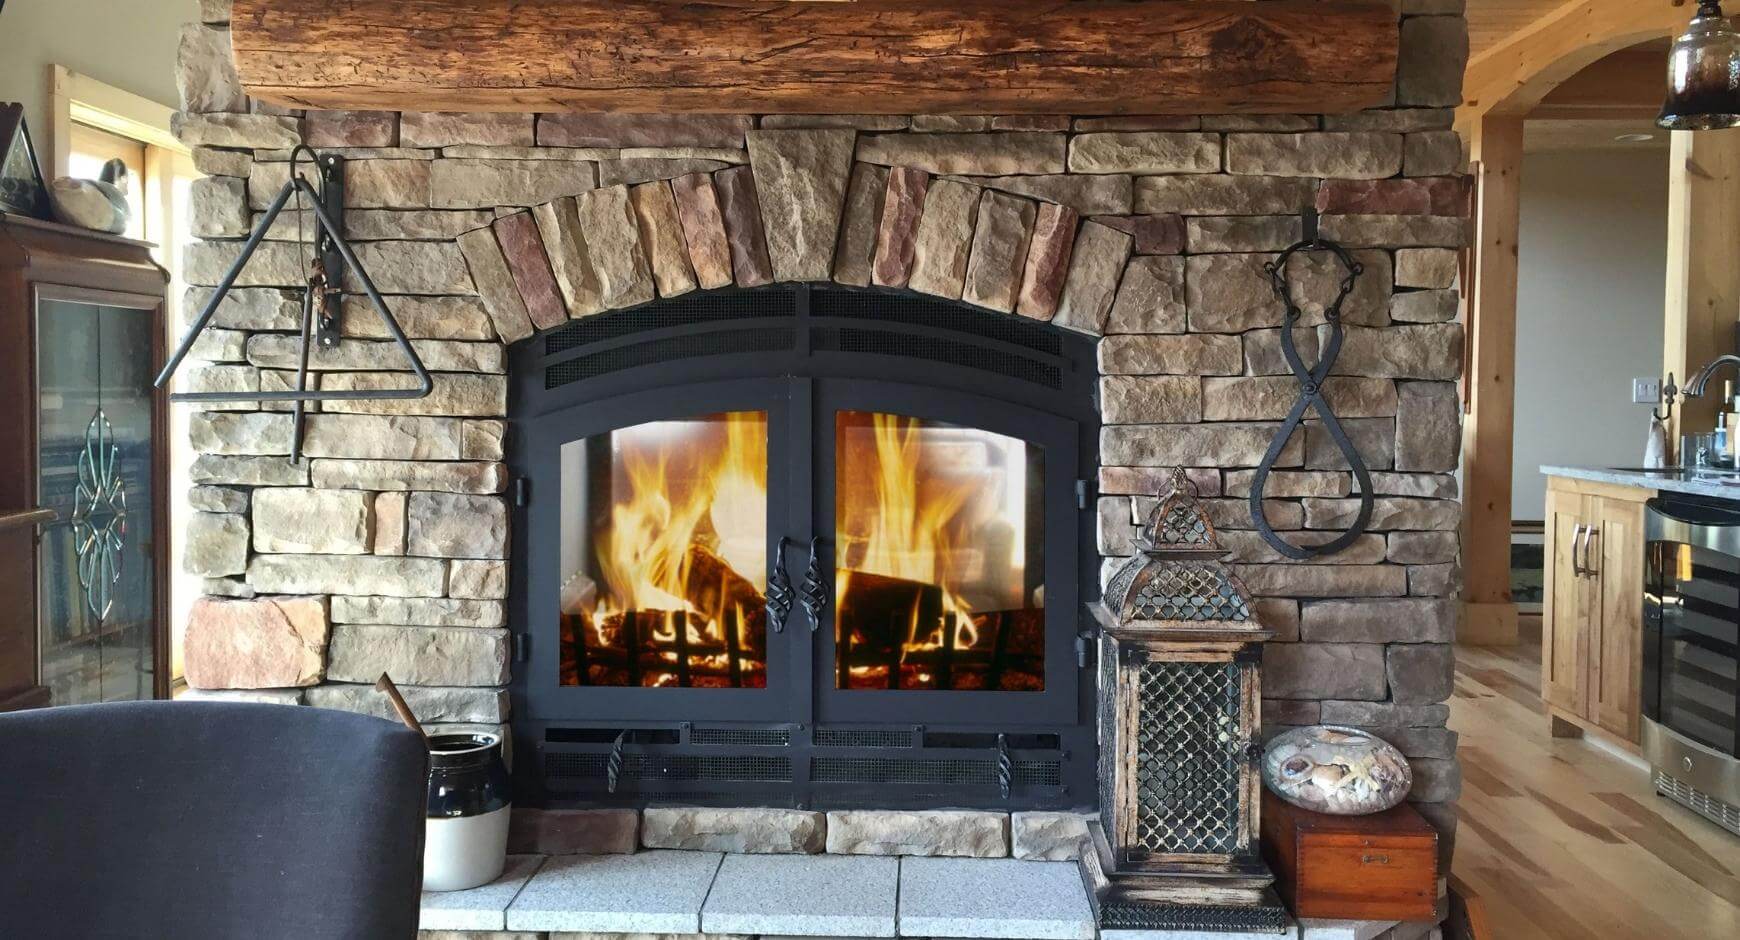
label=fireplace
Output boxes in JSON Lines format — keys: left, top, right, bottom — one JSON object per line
{"left": 509, "top": 285, "right": 1100, "bottom": 808}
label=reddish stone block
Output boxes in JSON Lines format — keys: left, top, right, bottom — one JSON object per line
{"left": 492, "top": 211, "right": 568, "bottom": 330}
{"left": 1015, "top": 203, "right": 1079, "bottom": 320}
{"left": 671, "top": 172, "right": 734, "bottom": 290}
{"left": 715, "top": 165, "right": 774, "bottom": 288}
{"left": 871, "top": 166, "right": 931, "bottom": 289}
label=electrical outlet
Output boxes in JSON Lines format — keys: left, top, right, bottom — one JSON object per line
{"left": 1633, "top": 377, "right": 1662, "bottom": 404}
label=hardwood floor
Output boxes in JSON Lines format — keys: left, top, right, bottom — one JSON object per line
{"left": 1450, "top": 634, "right": 1740, "bottom": 939}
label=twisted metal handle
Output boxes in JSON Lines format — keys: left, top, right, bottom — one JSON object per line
{"left": 996, "top": 733, "right": 1013, "bottom": 800}
{"left": 766, "top": 537, "right": 794, "bottom": 632}
{"left": 799, "top": 537, "right": 827, "bottom": 633}
{"left": 606, "top": 729, "right": 629, "bottom": 794}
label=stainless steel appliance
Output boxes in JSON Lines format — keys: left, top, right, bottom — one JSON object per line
{"left": 1644, "top": 494, "right": 1740, "bottom": 835}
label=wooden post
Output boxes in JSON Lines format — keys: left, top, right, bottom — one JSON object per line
{"left": 1663, "top": 130, "right": 1740, "bottom": 442}
{"left": 1461, "top": 115, "right": 1524, "bottom": 647}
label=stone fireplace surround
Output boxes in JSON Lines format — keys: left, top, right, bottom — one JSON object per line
{"left": 173, "top": 0, "right": 1467, "bottom": 869}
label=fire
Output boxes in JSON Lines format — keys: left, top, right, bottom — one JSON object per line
{"left": 837, "top": 413, "right": 985, "bottom": 660}
{"left": 575, "top": 412, "right": 769, "bottom": 686}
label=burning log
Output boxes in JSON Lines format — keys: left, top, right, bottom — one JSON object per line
{"left": 837, "top": 570, "right": 944, "bottom": 689}
{"left": 680, "top": 543, "right": 767, "bottom": 656}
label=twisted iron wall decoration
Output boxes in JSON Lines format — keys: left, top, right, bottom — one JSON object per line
{"left": 72, "top": 409, "right": 128, "bottom": 620}
{"left": 1246, "top": 218, "right": 1375, "bottom": 560}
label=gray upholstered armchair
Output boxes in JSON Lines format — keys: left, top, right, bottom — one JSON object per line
{"left": 0, "top": 700, "right": 428, "bottom": 939}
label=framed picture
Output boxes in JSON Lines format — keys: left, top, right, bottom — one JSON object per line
{"left": 0, "top": 102, "right": 49, "bottom": 219}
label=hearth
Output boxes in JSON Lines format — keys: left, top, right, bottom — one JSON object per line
{"left": 508, "top": 285, "right": 1100, "bottom": 809}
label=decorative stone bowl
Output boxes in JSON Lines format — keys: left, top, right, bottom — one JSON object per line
{"left": 1262, "top": 724, "right": 1412, "bottom": 816}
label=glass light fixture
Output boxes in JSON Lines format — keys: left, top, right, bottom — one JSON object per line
{"left": 1659, "top": 1, "right": 1740, "bottom": 130}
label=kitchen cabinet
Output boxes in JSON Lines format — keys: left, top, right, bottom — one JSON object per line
{"left": 1542, "top": 476, "right": 1650, "bottom": 746}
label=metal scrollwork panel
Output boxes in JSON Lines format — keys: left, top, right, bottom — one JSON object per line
{"left": 70, "top": 409, "right": 128, "bottom": 620}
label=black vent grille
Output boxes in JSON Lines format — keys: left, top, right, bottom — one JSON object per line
{"left": 544, "top": 752, "right": 792, "bottom": 782}
{"left": 813, "top": 727, "right": 915, "bottom": 749}
{"left": 810, "top": 290, "right": 1062, "bottom": 356}
{"left": 545, "top": 327, "right": 794, "bottom": 389}
{"left": 543, "top": 291, "right": 797, "bottom": 355}
{"left": 811, "top": 757, "right": 1062, "bottom": 786}
{"left": 1098, "top": 900, "right": 1289, "bottom": 932}
{"left": 812, "top": 328, "right": 1062, "bottom": 389}
{"left": 690, "top": 727, "right": 792, "bottom": 747}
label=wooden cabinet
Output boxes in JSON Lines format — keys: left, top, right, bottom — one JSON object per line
{"left": 1541, "top": 476, "right": 1650, "bottom": 745}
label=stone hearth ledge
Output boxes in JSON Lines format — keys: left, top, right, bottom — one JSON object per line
{"left": 422, "top": 853, "right": 1413, "bottom": 938}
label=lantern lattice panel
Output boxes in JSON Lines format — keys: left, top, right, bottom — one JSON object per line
{"left": 1131, "top": 660, "right": 1244, "bottom": 856}
{"left": 1155, "top": 501, "right": 1212, "bottom": 546}
{"left": 1130, "top": 562, "right": 1253, "bottom": 623}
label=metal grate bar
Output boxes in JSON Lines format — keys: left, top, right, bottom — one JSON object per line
{"left": 811, "top": 757, "right": 1061, "bottom": 786}
{"left": 690, "top": 728, "right": 792, "bottom": 747}
{"left": 809, "top": 289, "right": 1063, "bottom": 356}
{"left": 813, "top": 727, "right": 915, "bottom": 748}
{"left": 812, "top": 327, "right": 1062, "bottom": 389}
{"left": 545, "top": 327, "right": 794, "bottom": 389}
{"left": 542, "top": 290, "right": 797, "bottom": 355}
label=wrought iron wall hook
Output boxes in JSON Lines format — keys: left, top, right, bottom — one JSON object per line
{"left": 1248, "top": 233, "right": 1374, "bottom": 560}
{"left": 154, "top": 147, "right": 433, "bottom": 461}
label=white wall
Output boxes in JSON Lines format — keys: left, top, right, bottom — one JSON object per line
{"left": 0, "top": 0, "right": 186, "bottom": 155}
{"left": 1512, "top": 148, "right": 1669, "bottom": 520}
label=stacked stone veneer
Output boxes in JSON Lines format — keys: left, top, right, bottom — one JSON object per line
{"left": 175, "top": 1, "right": 1468, "bottom": 859}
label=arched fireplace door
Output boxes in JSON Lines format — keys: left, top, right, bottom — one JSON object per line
{"left": 509, "top": 285, "right": 1100, "bottom": 809}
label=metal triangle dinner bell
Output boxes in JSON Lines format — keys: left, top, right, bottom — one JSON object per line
{"left": 154, "top": 147, "right": 433, "bottom": 407}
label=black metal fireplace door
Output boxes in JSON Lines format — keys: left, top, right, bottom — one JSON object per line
{"left": 508, "top": 285, "right": 1100, "bottom": 810}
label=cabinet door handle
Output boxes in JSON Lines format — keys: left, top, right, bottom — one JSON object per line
{"left": 1582, "top": 526, "right": 1600, "bottom": 578}
{"left": 1570, "top": 524, "right": 1588, "bottom": 577}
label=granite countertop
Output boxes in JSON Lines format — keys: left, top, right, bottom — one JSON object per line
{"left": 1542, "top": 464, "right": 1740, "bottom": 501}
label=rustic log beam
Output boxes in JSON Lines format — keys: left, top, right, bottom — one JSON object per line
{"left": 230, "top": 0, "right": 1399, "bottom": 115}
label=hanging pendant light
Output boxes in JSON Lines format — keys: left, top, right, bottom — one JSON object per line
{"left": 1659, "top": 1, "right": 1740, "bottom": 130}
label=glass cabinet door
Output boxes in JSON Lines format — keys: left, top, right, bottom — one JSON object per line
{"left": 36, "top": 297, "right": 159, "bottom": 704}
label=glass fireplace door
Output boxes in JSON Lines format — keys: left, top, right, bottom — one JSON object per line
{"left": 522, "top": 380, "right": 800, "bottom": 722}
{"left": 810, "top": 379, "right": 1084, "bottom": 724}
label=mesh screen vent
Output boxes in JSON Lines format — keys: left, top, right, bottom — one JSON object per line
{"left": 1098, "top": 902, "right": 1288, "bottom": 932}
{"left": 690, "top": 728, "right": 792, "bottom": 747}
{"left": 812, "top": 328, "right": 1062, "bottom": 389}
{"left": 810, "top": 757, "right": 1061, "bottom": 786}
{"left": 545, "top": 327, "right": 795, "bottom": 389}
{"left": 810, "top": 290, "right": 1062, "bottom": 356}
{"left": 543, "top": 752, "right": 792, "bottom": 782}
{"left": 813, "top": 727, "right": 915, "bottom": 749}
{"left": 1132, "top": 661, "right": 1243, "bottom": 855}
{"left": 543, "top": 290, "right": 797, "bottom": 355}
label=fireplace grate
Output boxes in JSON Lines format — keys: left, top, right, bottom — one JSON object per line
{"left": 544, "top": 751, "right": 793, "bottom": 783}
{"left": 809, "top": 290, "right": 1062, "bottom": 356}
{"left": 542, "top": 290, "right": 797, "bottom": 355}
{"left": 545, "top": 327, "right": 795, "bottom": 389}
{"left": 810, "top": 756, "right": 1062, "bottom": 787}
{"left": 812, "top": 328, "right": 1062, "bottom": 389}
{"left": 813, "top": 727, "right": 915, "bottom": 749}
{"left": 690, "top": 727, "right": 792, "bottom": 747}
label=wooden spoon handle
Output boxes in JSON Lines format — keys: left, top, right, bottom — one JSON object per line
{"left": 374, "top": 672, "right": 427, "bottom": 740}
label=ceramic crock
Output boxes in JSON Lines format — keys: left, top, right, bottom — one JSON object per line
{"left": 423, "top": 732, "right": 511, "bottom": 891}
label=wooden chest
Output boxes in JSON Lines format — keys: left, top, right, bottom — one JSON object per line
{"left": 1260, "top": 789, "right": 1439, "bottom": 922}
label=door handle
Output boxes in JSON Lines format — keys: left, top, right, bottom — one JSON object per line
{"left": 1571, "top": 524, "right": 1588, "bottom": 577}
{"left": 1582, "top": 526, "right": 1600, "bottom": 578}
{"left": 799, "top": 537, "right": 828, "bottom": 633}
{"left": 0, "top": 508, "right": 56, "bottom": 532}
{"left": 766, "top": 537, "right": 794, "bottom": 633}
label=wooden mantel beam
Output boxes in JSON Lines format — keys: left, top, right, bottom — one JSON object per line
{"left": 230, "top": 0, "right": 1399, "bottom": 115}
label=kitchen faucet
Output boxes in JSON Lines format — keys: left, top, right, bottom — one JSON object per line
{"left": 1684, "top": 354, "right": 1740, "bottom": 399}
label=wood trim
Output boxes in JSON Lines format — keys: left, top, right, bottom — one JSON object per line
{"left": 1544, "top": 474, "right": 1656, "bottom": 503}
{"left": 48, "top": 65, "right": 185, "bottom": 178}
{"left": 1460, "top": 0, "right": 1688, "bottom": 119}
{"left": 1663, "top": 130, "right": 1740, "bottom": 441}
{"left": 1461, "top": 115, "right": 1525, "bottom": 647}
{"left": 229, "top": 0, "right": 1401, "bottom": 115}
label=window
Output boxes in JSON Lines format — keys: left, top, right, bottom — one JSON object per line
{"left": 52, "top": 66, "right": 203, "bottom": 687}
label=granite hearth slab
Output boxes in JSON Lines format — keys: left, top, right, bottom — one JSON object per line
{"left": 898, "top": 857, "right": 1095, "bottom": 940}
{"left": 505, "top": 850, "right": 724, "bottom": 933}
{"left": 418, "top": 854, "right": 545, "bottom": 931}
{"left": 700, "top": 853, "right": 900, "bottom": 937}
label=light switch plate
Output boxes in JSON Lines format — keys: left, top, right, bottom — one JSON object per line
{"left": 1634, "top": 377, "right": 1661, "bottom": 404}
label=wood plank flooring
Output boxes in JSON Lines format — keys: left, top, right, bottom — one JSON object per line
{"left": 1451, "top": 636, "right": 1740, "bottom": 938}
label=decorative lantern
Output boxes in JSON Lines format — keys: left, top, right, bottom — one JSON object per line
{"left": 1081, "top": 468, "right": 1283, "bottom": 931}
{"left": 1659, "top": 1, "right": 1740, "bottom": 131}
